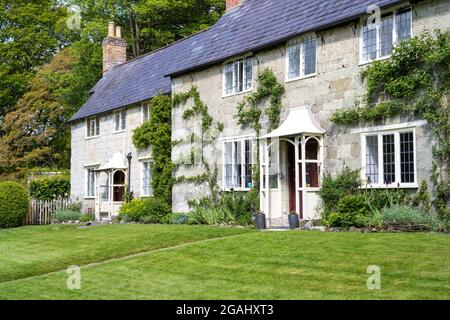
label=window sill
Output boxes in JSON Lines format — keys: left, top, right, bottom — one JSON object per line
{"left": 359, "top": 55, "right": 391, "bottom": 67}
{"left": 85, "top": 196, "right": 95, "bottom": 200}
{"left": 85, "top": 136, "right": 100, "bottom": 140}
{"left": 113, "top": 130, "right": 126, "bottom": 134}
{"left": 222, "top": 88, "right": 253, "bottom": 99}
{"left": 363, "top": 183, "right": 419, "bottom": 189}
{"left": 285, "top": 73, "right": 317, "bottom": 83}
{"left": 140, "top": 194, "right": 153, "bottom": 198}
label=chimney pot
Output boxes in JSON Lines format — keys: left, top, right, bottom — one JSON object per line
{"left": 115, "top": 26, "right": 122, "bottom": 38}
{"left": 226, "top": 0, "right": 242, "bottom": 11}
{"left": 108, "top": 22, "right": 115, "bottom": 37}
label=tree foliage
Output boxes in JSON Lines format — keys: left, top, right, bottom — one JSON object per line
{"left": 0, "top": 0, "right": 71, "bottom": 117}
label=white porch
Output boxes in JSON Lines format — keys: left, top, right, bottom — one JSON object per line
{"left": 94, "top": 153, "right": 128, "bottom": 221}
{"left": 260, "top": 108, "right": 325, "bottom": 228}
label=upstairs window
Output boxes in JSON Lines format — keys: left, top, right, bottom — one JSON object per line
{"left": 361, "top": 8, "right": 412, "bottom": 63}
{"left": 142, "top": 103, "right": 150, "bottom": 123}
{"left": 224, "top": 138, "right": 253, "bottom": 190}
{"left": 223, "top": 57, "right": 253, "bottom": 96}
{"left": 363, "top": 130, "right": 416, "bottom": 187}
{"left": 287, "top": 34, "right": 317, "bottom": 80}
{"left": 114, "top": 108, "right": 126, "bottom": 132}
{"left": 86, "top": 117, "right": 100, "bottom": 138}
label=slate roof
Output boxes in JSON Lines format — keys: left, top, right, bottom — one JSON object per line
{"left": 70, "top": 0, "right": 402, "bottom": 122}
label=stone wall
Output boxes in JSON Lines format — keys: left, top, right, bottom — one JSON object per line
{"left": 171, "top": 0, "right": 450, "bottom": 213}
{"left": 71, "top": 104, "right": 151, "bottom": 213}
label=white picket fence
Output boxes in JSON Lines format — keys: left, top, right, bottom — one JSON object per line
{"left": 25, "top": 198, "right": 71, "bottom": 225}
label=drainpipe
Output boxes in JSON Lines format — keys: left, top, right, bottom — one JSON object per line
{"left": 126, "top": 152, "right": 132, "bottom": 193}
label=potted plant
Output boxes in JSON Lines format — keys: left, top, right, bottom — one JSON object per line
{"left": 253, "top": 212, "right": 266, "bottom": 230}
{"left": 288, "top": 211, "right": 300, "bottom": 230}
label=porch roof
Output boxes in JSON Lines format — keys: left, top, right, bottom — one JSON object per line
{"left": 262, "top": 108, "right": 325, "bottom": 139}
{"left": 97, "top": 153, "right": 127, "bottom": 171}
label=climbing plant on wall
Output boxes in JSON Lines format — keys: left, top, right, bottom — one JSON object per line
{"left": 235, "top": 68, "right": 285, "bottom": 189}
{"left": 330, "top": 30, "right": 450, "bottom": 219}
{"left": 132, "top": 95, "right": 174, "bottom": 205}
{"left": 172, "top": 86, "right": 223, "bottom": 195}
{"left": 236, "top": 68, "right": 285, "bottom": 136}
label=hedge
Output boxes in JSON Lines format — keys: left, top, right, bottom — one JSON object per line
{"left": 0, "top": 182, "right": 29, "bottom": 228}
{"left": 29, "top": 175, "right": 70, "bottom": 200}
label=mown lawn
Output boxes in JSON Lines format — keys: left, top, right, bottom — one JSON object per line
{"left": 0, "top": 224, "right": 253, "bottom": 283}
{"left": 0, "top": 225, "right": 449, "bottom": 300}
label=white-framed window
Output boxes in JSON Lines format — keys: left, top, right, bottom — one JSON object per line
{"left": 86, "top": 117, "right": 100, "bottom": 138}
{"left": 85, "top": 168, "right": 96, "bottom": 198}
{"left": 361, "top": 7, "right": 412, "bottom": 64}
{"left": 141, "top": 103, "right": 150, "bottom": 123}
{"left": 223, "top": 56, "right": 253, "bottom": 96}
{"left": 286, "top": 34, "right": 317, "bottom": 81}
{"left": 114, "top": 108, "right": 127, "bottom": 132}
{"left": 223, "top": 138, "right": 254, "bottom": 190}
{"left": 141, "top": 160, "right": 153, "bottom": 197}
{"left": 362, "top": 129, "right": 417, "bottom": 187}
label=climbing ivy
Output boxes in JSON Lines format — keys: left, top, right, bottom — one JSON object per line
{"left": 236, "top": 68, "right": 285, "bottom": 135}
{"left": 330, "top": 30, "right": 450, "bottom": 219}
{"left": 132, "top": 95, "right": 175, "bottom": 205}
{"left": 172, "top": 86, "right": 222, "bottom": 195}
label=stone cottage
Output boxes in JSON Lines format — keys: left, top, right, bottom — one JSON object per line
{"left": 69, "top": 0, "right": 450, "bottom": 226}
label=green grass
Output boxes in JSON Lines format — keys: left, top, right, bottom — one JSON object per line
{"left": 0, "top": 226, "right": 449, "bottom": 300}
{"left": 0, "top": 224, "right": 253, "bottom": 283}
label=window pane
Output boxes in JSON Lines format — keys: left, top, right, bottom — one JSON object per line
{"left": 234, "top": 141, "right": 242, "bottom": 188}
{"left": 362, "top": 24, "right": 377, "bottom": 62}
{"left": 143, "top": 105, "right": 149, "bottom": 121}
{"left": 95, "top": 118, "right": 100, "bottom": 136}
{"left": 142, "top": 162, "right": 152, "bottom": 195}
{"left": 244, "top": 140, "right": 253, "bottom": 189}
{"left": 306, "top": 163, "right": 319, "bottom": 188}
{"left": 87, "top": 120, "right": 91, "bottom": 137}
{"left": 224, "top": 63, "right": 234, "bottom": 95}
{"left": 400, "top": 132, "right": 415, "bottom": 183}
{"left": 396, "top": 9, "right": 412, "bottom": 42}
{"left": 305, "top": 138, "right": 319, "bottom": 160}
{"left": 87, "top": 170, "right": 95, "bottom": 197}
{"left": 235, "top": 60, "right": 243, "bottom": 93}
{"left": 303, "top": 35, "right": 316, "bottom": 75}
{"left": 288, "top": 44, "right": 301, "bottom": 79}
{"left": 379, "top": 15, "right": 393, "bottom": 57}
{"left": 115, "top": 113, "right": 120, "bottom": 131}
{"left": 121, "top": 110, "right": 126, "bottom": 130}
{"left": 224, "top": 142, "right": 233, "bottom": 189}
{"left": 365, "top": 136, "right": 379, "bottom": 184}
{"left": 244, "top": 57, "right": 253, "bottom": 90}
{"left": 383, "top": 134, "right": 396, "bottom": 184}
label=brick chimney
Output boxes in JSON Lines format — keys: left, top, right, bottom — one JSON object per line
{"left": 102, "top": 22, "right": 127, "bottom": 74}
{"left": 226, "top": 0, "right": 242, "bottom": 11}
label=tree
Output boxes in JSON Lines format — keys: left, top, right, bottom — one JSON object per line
{"left": 0, "top": 47, "right": 80, "bottom": 180}
{"left": 0, "top": 0, "right": 71, "bottom": 117}
{"left": 72, "top": 0, "right": 224, "bottom": 58}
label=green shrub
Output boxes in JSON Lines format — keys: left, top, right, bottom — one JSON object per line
{"left": 119, "top": 197, "right": 171, "bottom": 224}
{"left": 54, "top": 210, "right": 81, "bottom": 222}
{"left": 380, "top": 205, "right": 441, "bottom": 230}
{"left": 162, "top": 212, "right": 189, "bottom": 225}
{"left": 188, "top": 189, "right": 259, "bottom": 226}
{"left": 0, "top": 182, "right": 29, "bottom": 228}
{"left": 189, "top": 206, "right": 236, "bottom": 225}
{"left": 29, "top": 176, "right": 70, "bottom": 201}
{"left": 322, "top": 194, "right": 371, "bottom": 228}
{"left": 319, "top": 167, "right": 361, "bottom": 214}
{"left": 80, "top": 213, "right": 95, "bottom": 223}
